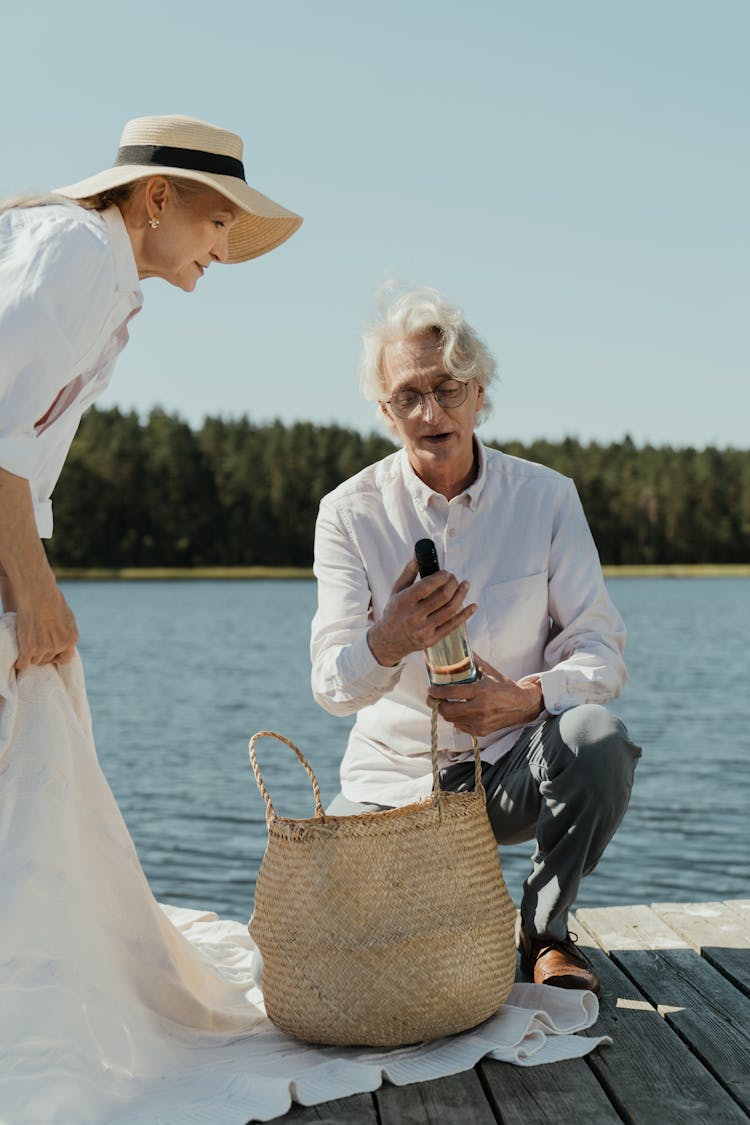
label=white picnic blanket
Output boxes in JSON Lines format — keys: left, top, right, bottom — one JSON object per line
{"left": 0, "top": 614, "right": 610, "bottom": 1124}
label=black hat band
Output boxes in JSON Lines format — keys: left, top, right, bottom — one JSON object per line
{"left": 115, "top": 144, "right": 246, "bottom": 182}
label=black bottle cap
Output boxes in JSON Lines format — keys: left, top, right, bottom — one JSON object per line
{"left": 415, "top": 538, "right": 440, "bottom": 578}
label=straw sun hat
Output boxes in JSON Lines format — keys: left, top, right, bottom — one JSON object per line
{"left": 55, "top": 114, "right": 302, "bottom": 264}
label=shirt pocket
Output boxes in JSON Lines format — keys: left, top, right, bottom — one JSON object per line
{"left": 477, "top": 571, "right": 550, "bottom": 679}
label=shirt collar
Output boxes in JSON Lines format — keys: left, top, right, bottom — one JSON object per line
{"left": 99, "top": 206, "right": 143, "bottom": 300}
{"left": 398, "top": 436, "right": 488, "bottom": 510}
{"left": 464, "top": 437, "right": 488, "bottom": 509}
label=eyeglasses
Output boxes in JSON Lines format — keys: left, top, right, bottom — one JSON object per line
{"left": 384, "top": 379, "right": 471, "bottom": 420}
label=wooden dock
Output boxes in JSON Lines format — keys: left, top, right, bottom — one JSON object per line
{"left": 269, "top": 899, "right": 750, "bottom": 1124}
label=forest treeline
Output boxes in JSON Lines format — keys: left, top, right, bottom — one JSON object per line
{"left": 46, "top": 406, "right": 750, "bottom": 568}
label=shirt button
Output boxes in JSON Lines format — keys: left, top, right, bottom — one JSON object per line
{"left": 448, "top": 528, "right": 456, "bottom": 538}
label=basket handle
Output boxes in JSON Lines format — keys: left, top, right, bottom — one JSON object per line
{"left": 250, "top": 707, "right": 481, "bottom": 821}
{"left": 430, "top": 700, "right": 482, "bottom": 801}
{"left": 249, "top": 730, "right": 326, "bottom": 824}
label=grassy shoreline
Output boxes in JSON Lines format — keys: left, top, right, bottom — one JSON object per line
{"left": 54, "top": 564, "right": 750, "bottom": 580}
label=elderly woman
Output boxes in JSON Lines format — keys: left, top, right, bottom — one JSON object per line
{"left": 311, "top": 285, "right": 642, "bottom": 995}
{"left": 0, "top": 113, "right": 301, "bottom": 669}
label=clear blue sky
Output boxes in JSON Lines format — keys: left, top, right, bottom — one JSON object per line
{"left": 2, "top": 1, "right": 747, "bottom": 448}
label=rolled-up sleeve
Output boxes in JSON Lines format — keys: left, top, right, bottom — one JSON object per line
{"left": 538, "top": 479, "right": 627, "bottom": 713}
{"left": 311, "top": 498, "right": 404, "bottom": 715}
{"left": 0, "top": 210, "right": 115, "bottom": 480}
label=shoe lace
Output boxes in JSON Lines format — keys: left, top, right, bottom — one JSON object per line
{"left": 530, "top": 930, "right": 585, "bottom": 961}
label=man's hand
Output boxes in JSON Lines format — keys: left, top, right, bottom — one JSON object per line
{"left": 368, "top": 557, "right": 477, "bottom": 667}
{"left": 428, "top": 654, "right": 544, "bottom": 736}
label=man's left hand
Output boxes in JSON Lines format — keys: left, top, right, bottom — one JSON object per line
{"left": 428, "top": 654, "right": 544, "bottom": 737}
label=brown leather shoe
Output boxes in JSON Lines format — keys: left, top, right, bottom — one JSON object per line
{"left": 519, "top": 929, "right": 601, "bottom": 995}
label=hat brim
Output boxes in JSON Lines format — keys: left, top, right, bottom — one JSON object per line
{"left": 54, "top": 165, "right": 302, "bottom": 263}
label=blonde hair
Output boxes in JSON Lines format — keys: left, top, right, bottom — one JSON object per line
{"left": 0, "top": 176, "right": 214, "bottom": 218}
{"left": 0, "top": 193, "right": 74, "bottom": 216}
{"left": 359, "top": 283, "right": 497, "bottom": 423}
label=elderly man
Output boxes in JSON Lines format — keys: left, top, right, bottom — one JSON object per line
{"left": 311, "top": 286, "right": 641, "bottom": 994}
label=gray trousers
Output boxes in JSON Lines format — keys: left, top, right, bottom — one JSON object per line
{"left": 326, "top": 703, "right": 642, "bottom": 941}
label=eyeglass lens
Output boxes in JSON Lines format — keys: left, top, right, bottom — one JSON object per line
{"left": 389, "top": 381, "right": 468, "bottom": 418}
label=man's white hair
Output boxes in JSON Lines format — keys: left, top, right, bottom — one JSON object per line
{"left": 359, "top": 284, "right": 497, "bottom": 424}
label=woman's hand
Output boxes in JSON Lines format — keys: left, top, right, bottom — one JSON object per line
{"left": 367, "top": 557, "right": 477, "bottom": 667}
{"left": 14, "top": 580, "right": 79, "bottom": 670}
{"left": 0, "top": 467, "right": 79, "bottom": 669}
{"left": 428, "top": 654, "right": 544, "bottom": 736}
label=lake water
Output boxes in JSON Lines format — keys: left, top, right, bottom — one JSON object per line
{"left": 61, "top": 578, "right": 749, "bottom": 923}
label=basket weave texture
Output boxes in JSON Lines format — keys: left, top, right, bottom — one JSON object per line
{"left": 248, "top": 711, "right": 517, "bottom": 1048}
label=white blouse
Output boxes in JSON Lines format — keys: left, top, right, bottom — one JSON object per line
{"left": 0, "top": 203, "right": 143, "bottom": 537}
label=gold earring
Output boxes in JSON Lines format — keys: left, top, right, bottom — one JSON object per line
{"left": 148, "top": 218, "right": 160, "bottom": 230}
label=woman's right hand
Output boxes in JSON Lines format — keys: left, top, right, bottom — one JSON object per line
{"left": 0, "top": 468, "right": 80, "bottom": 669}
{"left": 13, "top": 581, "right": 79, "bottom": 670}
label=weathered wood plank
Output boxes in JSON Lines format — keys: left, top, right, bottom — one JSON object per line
{"left": 278, "top": 1092, "right": 378, "bottom": 1123}
{"left": 652, "top": 900, "right": 750, "bottom": 997}
{"left": 478, "top": 1056, "right": 622, "bottom": 1124}
{"left": 579, "top": 905, "right": 750, "bottom": 1114}
{"left": 573, "top": 913, "right": 749, "bottom": 1124}
{"left": 653, "top": 901, "right": 750, "bottom": 946}
{"left": 374, "top": 1069, "right": 496, "bottom": 1124}
{"left": 576, "top": 903, "right": 690, "bottom": 951}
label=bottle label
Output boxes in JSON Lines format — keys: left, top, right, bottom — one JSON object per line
{"left": 425, "top": 654, "right": 478, "bottom": 685}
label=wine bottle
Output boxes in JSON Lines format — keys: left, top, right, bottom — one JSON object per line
{"left": 414, "top": 538, "right": 478, "bottom": 686}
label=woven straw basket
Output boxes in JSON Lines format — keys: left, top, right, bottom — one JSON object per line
{"left": 248, "top": 709, "right": 517, "bottom": 1048}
